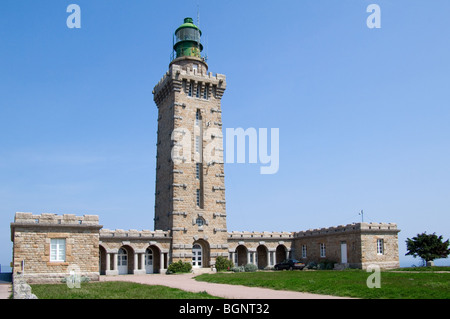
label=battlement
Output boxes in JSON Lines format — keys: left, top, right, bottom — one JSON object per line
{"left": 172, "top": 63, "right": 226, "bottom": 82}
{"left": 293, "top": 222, "right": 399, "bottom": 238}
{"left": 100, "top": 228, "right": 170, "bottom": 239}
{"left": 153, "top": 63, "right": 226, "bottom": 100}
{"left": 12, "top": 212, "right": 99, "bottom": 226}
{"left": 228, "top": 230, "right": 294, "bottom": 240}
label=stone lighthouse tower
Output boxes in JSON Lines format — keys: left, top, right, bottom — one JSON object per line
{"left": 152, "top": 18, "right": 228, "bottom": 268}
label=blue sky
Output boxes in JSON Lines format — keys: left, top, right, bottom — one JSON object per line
{"left": 1, "top": 0, "right": 449, "bottom": 268}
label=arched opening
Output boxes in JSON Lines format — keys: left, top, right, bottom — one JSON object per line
{"left": 235, "top": 245, "right": 248, "bottom": 266}
{"left": 276, "top": 245, "right": 288, "bottom": 264}
{"left": 192, "top": 239, "right": 210, "bottom": 268}
{"left": 257, "top": 245, "right": 268, "bottom": 269}
{"left": 145, "top": 247, "right": 154, "bottom": 274}
{"left": 145, "top": 245, "right": 161, "bottom": 274}
{"left": 117, "top": 248, "right": 128, "bottom": 275}
{"left": 99, "top": 245, "right": 107, "bottom": 275}
{"left": 118, "top": 246, "right": 134, "bottom": 275}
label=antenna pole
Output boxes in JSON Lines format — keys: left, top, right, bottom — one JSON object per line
{"left": 197, "top": 1, "right": 200, "bottom": 27}
{"left": 359, "top": 210, "right": 364, "bottom": 223}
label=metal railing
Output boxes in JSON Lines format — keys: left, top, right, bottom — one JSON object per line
{"left": 170, "top": 51, "right": 208, "bottom": 64}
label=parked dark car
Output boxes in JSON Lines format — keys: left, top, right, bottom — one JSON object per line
{"left": 274, "top": 259, "right": 305, "bottom": 270}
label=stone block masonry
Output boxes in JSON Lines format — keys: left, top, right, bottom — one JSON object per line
{"left": 10, "top": 212, "right": 102, "bottom": 284}
{"left": 293, "top": 222, "right": 400, "bottom": 269}
{"left": 153, "top": 56, "right": 228, "bottom": 267}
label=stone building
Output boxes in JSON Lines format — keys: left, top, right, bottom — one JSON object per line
{"left": 10, "top": 18, "right": 400, "bottom": 284}
{"left": 10, "top": 213, "right": 101, "bottom": 283}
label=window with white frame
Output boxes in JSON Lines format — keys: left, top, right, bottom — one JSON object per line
{"left": 377, "top": 239, "right": 384, "bottom": 255}
{"left": 50, "top": 238, "right": 66, "bottom": 262}
{"left": 302, "top": 244, "right": 307, "bottom": 258}
{"left": 320, "top": 243, "right": 326, "bottom": 258}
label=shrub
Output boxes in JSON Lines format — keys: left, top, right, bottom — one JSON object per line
{"left": 215, "top": 256, "right": 234, "bottom": 272}
{"left": 318, "top": 260, "right": 336, "bottom": 270}
{"left": 231, "top": 266, "right": 245, "bottom": 273}
{"left": 244, "top": 263, "right": 258, "bottom": 272}
{"left": 305, "top": 262, "right": 317, "bottom": 270}
{"left": 167, "top": 260, "right": 192, "bottom": 274}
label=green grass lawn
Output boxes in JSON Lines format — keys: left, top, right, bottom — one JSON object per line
{"left": 31, "top": 281, "right": 221, "bottom": 299}
{"left": 195, "top": 269, "right": 450, "bottom": 299}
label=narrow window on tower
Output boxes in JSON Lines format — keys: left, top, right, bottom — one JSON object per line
{"left": 182, "top": 80, "right": 187, "bottom": 94}
{"left": 196, "top": 83, "right": 201, "bottom": 98}
{"left": 195, "top": 135, "right": 200, "bottom": 153}
{"left": 212, "top": 85, "right": 216, "bottom": 98}
{"left": 203, "top": 84, "right": 209, "bottom": 100}
{"left": 188, "top": 82, "right": 193, "bottom": 97}
{"left": 195, "top": 109, "right": 201, "bottom": 126}
{"left": 196, "top": 163, "right": 201, "bottom": 179}
{"left": 196, "top": 189, "right": 201, "bottom": 207}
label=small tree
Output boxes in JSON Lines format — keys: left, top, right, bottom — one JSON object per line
{"left": 167, "top": 260, "right": 192, "bottom": 274}
{"left": 215, "top": 256, "right": 234, "bottom": 272}
{"left": 406, "top": 232, "right": 450, "bottom": 265}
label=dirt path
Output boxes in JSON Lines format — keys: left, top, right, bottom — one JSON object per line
{"left": 100, "top": 273, "right": 351, "bottom": 299}
{"left": 0, "top": 284, "right": 11, "bottom": 299}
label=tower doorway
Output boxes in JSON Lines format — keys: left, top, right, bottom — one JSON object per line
{"left": 192, "top": 244, "right": 203, "bottom": 268}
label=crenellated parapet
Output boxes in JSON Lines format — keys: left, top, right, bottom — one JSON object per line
{"left": 11, "top": 212, "right": 100, "bottom": 230}
{"left": 100, "top": 229, "right": 171, "bottom": 240}
{"left": 293, "top": 222, "right": 399, "bottom": 238}
{"left": 153, "top": 63, "right": 226, "bottom": 105}
{"left": 228, "top": 231, "right": 294, "bottom": 240}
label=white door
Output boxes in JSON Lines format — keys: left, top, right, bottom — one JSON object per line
{"left": 340, "top": 242, "right": 348, "bottom": 264}
{"left": 192, "top": 244, "right": 202, "bottom": 268}
{"left": 145, "top": 248, "right": 153, "bottom": 274}
{"left": 118, "top": 248, "right": 128, "bottom": 275}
